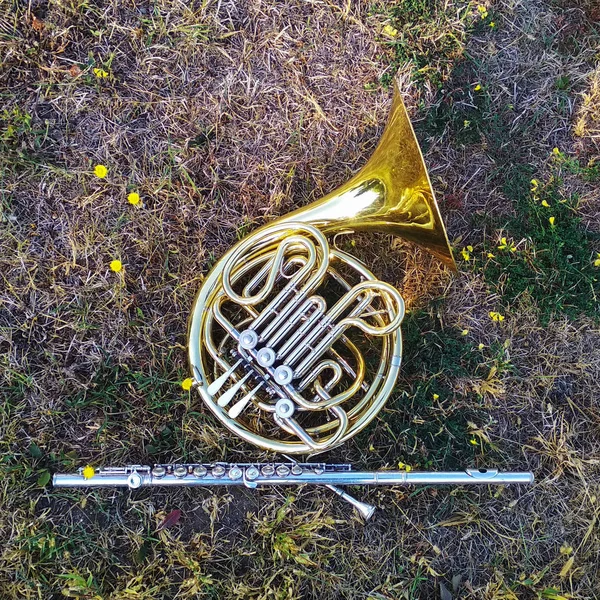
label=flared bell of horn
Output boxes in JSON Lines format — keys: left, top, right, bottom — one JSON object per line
{"left": 278, "top": 82, "right": 456, "bottom": 270}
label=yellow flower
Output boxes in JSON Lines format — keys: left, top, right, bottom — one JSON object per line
{"left": 474, "top": 84, "right": 482, "bottom": 91}
{"left": 461, "top": 329, "right": 469, "bottom": 336}
{"left": 594, "top": 253, "right": 600, "bottom": 267}
{"left": 110, "top": 259, "right": 123, "bottom": 273}
{"left": 487, "top": 252, "right": 495, "bottom": 258}
{"left": 383, "top": 24, "right": 398, "bottom": 38}
{"left": 498, "top": 237, "right": 517, "bottom": 252}
{"left": 181, "top": 378, "right": 193, "bottom": 391}
{"left": 461, "top": 248, "right": 471, "bottom": 261}
{"left": 467, "top": 245, "right": 473, "bottom": 252}
{"left": 489, "top": 21, "right": 495, "bottom": 28}
{"left": 552, "top": 147, "right": 560, "bottom": 155}
{"left": 531, "top": 179, "right": 540, "bottom": 195}
{"left": 433, "top": 393, "right": 440, "bottom": 400}
{"left": 489, "top": 311, "right": 505, "bottom": 322}
{"left": 93, "top": 67, "right": 109, "bottom": 78}
{"left": 469, "top": 438, "right": 478, "bottom": 446}
{"left": 94, "top": 164, "right": 108, "bottom": 178}
{"left": 476, "top": 4, "right": 489, "bottom": 17}
{"left": 463, "top": 119, "right": 471, "bottom": 128}
{"left": 549, "top": 216, "right": 556, "bottom": 226}
{"left": 82, "top": 465, "right": 95, "bottom": 480}
{"left": 478, "top": 343, "right": 485, "bottom": 350}
{"left": 541, "top": 200, "right": 550, "bottom": 208}
{"left": 127, "top": 192, "right": 141, "bottom": 206}
{"left": 560, "top": 543, "right": 573, "bottom": 555}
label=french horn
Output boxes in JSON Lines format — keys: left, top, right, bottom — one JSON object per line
{"left": 187, "top": 82, "right": 456, "bottom": 454}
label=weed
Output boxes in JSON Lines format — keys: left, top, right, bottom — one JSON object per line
{"left": 484, "top": 161, "right": 599, "bottom": 324}
{"left": 371, "top": 0, "right": 473, "bottom": 89}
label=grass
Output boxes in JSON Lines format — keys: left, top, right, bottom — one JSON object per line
{"left": 482, "top": 157, "right": 599, "bottom": 324}
{"left": 1, "top": 0, "right": 600, "bottom": 598}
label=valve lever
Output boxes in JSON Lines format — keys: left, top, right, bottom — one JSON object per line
{"left": 207, "top": 359, "right": 242, "bottom": 396}
{"left": 229, "top": 382, "right": 264, "bottom": 418}
{"left": 217, "top": 372, "right": 251, "bottom": 407}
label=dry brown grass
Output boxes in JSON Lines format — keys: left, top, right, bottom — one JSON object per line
{"left": 1, "top": 0, "right": 599, "bottom": 598}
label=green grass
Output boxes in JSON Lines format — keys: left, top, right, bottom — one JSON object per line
{"left": 483, "top": 158, "right": 599, "bottom": 324}
{"left": 388, "top": 309, "right": 512, "bottom": 469}
{"left": 419, "top": 51, "right": 599, "bottom": 324}
{"left": 370, "top": 0, "right": 474, "bottom": 89}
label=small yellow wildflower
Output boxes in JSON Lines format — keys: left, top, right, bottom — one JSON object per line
{"left": 552, "top": 147, "right": 560, "bottom": 156}
{"left": 93, "top": 67, "right": 109, "bottom": 78}
{"left": 530, "top": 178, "right": 539, "bottom": 190}
{"left": 478, "top": 343, "right": 485, "bottom": 350}
{"left": 541, "top": 199, "right": 550, "bottom": 208}
{"left": 383, "top": 24, "right": 398, "bottom": 37}
{"left": 487, "top": 252, "right": 495, "bottom": 258}
{"left": 549, "top": 216, "right": 556, "bottom": 226}
{"left": 461, "top": 329, "right": 469, "bottom": 336}
{"left": 477, "top": 4, "right": 487, "bottom": 12}
{"left": 489, "top": 21, "right": 496, "bottom": 28}
{"left": 82, "top": 465, "right": 95, "bottom": 480}
{"left": 464, "top": 119, "right": 471, "bottom": 128}
{"left": 489, "top": 311, "right": 505, "bottom": 322}
{"left": 433, "top": 393, "right": 440, "bottom": 400}
{"left": 461, "top": 247, "right": 471, "bottom": 261}
{"left": 498, "top": 237, "right": 516, "bottom": 252}
{"left": 181, "top": 378, "right": 193, "bottom": 391}
{"left": 594, "top": 253, "right": 600, "bottom": 267}
{"left": 110, "top": 259, "right": 123, "bottom": 273}
{"left": 470, "top": 438, "right": 479, "bottom": 446}
{"left": 127, "top": 192, "right": 141, "bottom": 206}
{"left": 474, "top": 84, "right": 482, "bottom": 91}
{"left": 560, "top": 543, "right": 573, "bottom": 555}
{"left": 94, "top": 164, "right": 108, "bottom": 178}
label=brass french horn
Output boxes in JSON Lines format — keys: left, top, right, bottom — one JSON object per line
{"left": 188, "top": 82, "right": 456, "bottom": 454}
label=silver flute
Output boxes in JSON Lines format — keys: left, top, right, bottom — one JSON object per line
{"left": 53, "top": 462, "right": 534, "bottom": 520}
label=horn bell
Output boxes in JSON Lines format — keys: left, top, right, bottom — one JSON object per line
{"left": 278, "top": 82, "right": 456, "bottom": 270}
